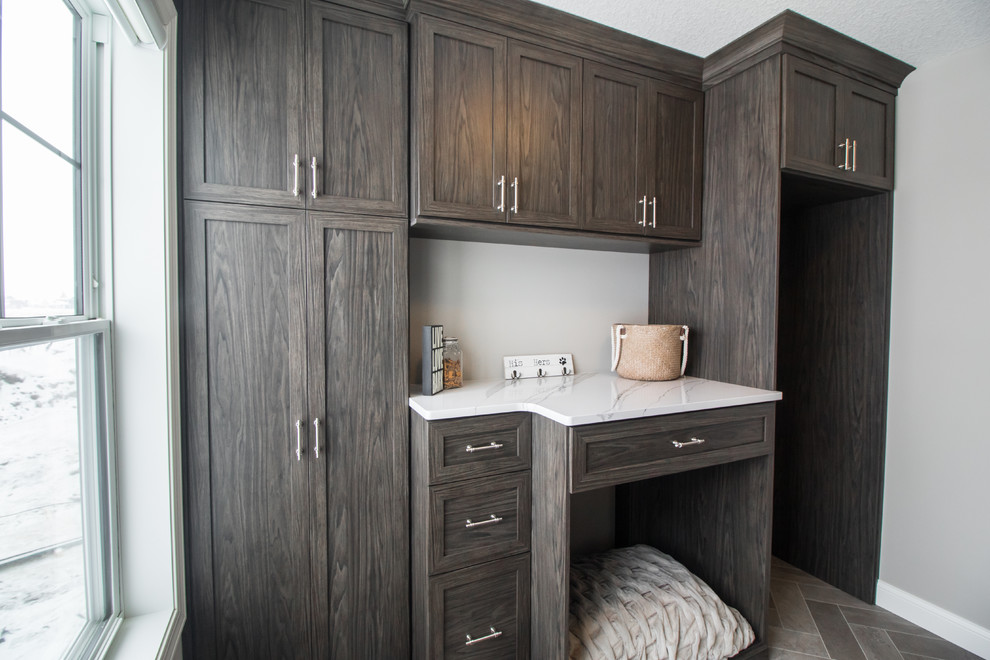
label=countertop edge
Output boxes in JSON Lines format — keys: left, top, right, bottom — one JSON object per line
{"left": 409, "top": 376, "right": 781, "bottom": 426}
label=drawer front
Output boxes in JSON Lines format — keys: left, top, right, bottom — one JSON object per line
{"left": 430, "top": 472, "right": 531, "bottom": 574}
{"left": 429, "top": 554, "right": 531, "bottom": 659}
{"left": 429, "top": 412, "right": 531, "bottom": 484}
{"left": 570, "top": 403, "right": 774, "bottom": 492}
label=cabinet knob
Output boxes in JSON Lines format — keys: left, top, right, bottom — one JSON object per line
{"left": 637, "top": 196, "right": 648, "bottom": 226}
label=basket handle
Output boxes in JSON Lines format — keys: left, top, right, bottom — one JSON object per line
{"left": 610, "top": 324, "right": 625, "bottom": 372}
{"left": 680, "top": 325, "right": 689, "bottom": 377}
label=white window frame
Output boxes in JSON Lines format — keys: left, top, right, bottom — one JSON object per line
{"left": 0, "top": 1, "right": 124, "bottom": 657}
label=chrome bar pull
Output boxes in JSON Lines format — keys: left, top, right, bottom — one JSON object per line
{"left": 465, "top": 514, "right": 502, "bottom": 529}
{"left": 672, "top": 437, "right": 706, "bottom": 449}
{"left": 496, "top": 175, "right": 506, "bottom": 212}
{"left": 295, "top": 420, "right": 302, "bottom": 461}
{"left": 838, "top": 138, "right": 852, "bottom": 170}
{"left": 637, "top": 196, "right": 648, "bottom": 226}
{"left": 465, "top": 441, "right": 503, "bottom": 453}
{"left": 313, "top": 418, "right": 321, "bottom": 459}
{"left": 649, "top": 196, "right": 657, "bottom": 228}
{"left": 852, "top": 139, "right": 857, "bottom": 172}
{"left": 292, "top": 154, "right": 301, "bottom": 197}
{"left": 310, "top": 157, "right": 318, "bottom": 199}
{"left": 510, "top": 176, "right": 519, "bottom": 214}
{"left": 465, "top": 627, "right": 503, "bottom": 647}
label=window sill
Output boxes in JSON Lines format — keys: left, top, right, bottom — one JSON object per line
{"left": 102, "top": 609, "right": 183, "bottom": 659}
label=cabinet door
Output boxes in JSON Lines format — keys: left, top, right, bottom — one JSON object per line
{"left": 306, "top": 215, "right": 409, "bottom": 657}
{"left": 582, "top": 62, "right": 649, "bottom": 235}
{"left": 506, "top": 42, "right": 582, "bottom": 229}
{"left": 182, "top": 0, "right": 305, "bottom": 207}
{"left": 307, "top": 5, "right": 408, "bottom": 215}
{"left": 841, "top": 79, "right": 895, "bottom": 189}
{"left": 645, "top": 80, "right": 703, "bottom": 240}
{"left": 414, "top": 16, "right": 507, "bottom": 222}
{"left": 781, "top": 55, "right": 844, "bottom": 180}
{"left": 183, "top": 202, "right": 312, "bottom": 658}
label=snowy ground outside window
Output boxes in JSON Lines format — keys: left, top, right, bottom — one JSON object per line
{"left": 0, "top": 334, "right": 88, "bottom": 658}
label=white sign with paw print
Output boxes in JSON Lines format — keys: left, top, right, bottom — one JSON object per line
{"left": 502, "top": 353, "right": 574, "bottom": 380}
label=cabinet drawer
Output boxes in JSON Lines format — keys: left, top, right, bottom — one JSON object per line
{"left": 570, "top": 403, "right": 774, "bottom": 492}
{"left": 429, "top": 413, "right": 531, "bottom": 484}
{"left": 429, "top": 554, "right": 530, "bottom": 659}
{"left": 430, "top": 472, "right": 531, "bottom": 574}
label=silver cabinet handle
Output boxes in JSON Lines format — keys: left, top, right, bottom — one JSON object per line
{"left": 295, "top": 420, "right": 302, "bottom": 461}
{"left": 672, "top": 437, "right": 706, "bottom": 449}
{"left": 838, "top": 138, "right": 851, "bottom": 170}
{"left": 852, "top": 139, "right": 857, "bottom": 172}
{"left": 310, "top": 157, "right": 318, "bottom": 199}
{"left": 465, "top": 441, "right": 503, "bottom": 453}
{"left": 313, "top": 418, "right": 321, "bottom": 459}
{"left": 465, "top": 627, "right": 502, "bottom": 647}
{"left": 292, "top": 154, "right": 301, "bottom": 197}
{"left": 496, "top": 175, "right": 505, "bottom": 212}
{"left": 510, "top": 176, "right": 519, "bottom": 214}
{"left": 637, "top": 196, "right": 647, "bottom": 226}
{"left": 649, "top": 196, "right": 657, "bottom": 228}
{"left": 465, "top": 514, "right": 502, "bottom": 529}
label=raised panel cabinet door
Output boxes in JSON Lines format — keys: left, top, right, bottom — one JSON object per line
{"left": 182, "top": 0, "right": 306, "bottom": 207}
{"left": 306, "top": 214, "right": 409, "bottom": 657}
{"left": 582, "top": 61, "right": 649, "bottom": 235}
{"left": 781, "top": 55, "right": 844, "bottom": 181}
{"left": 414, "top": 16, "right": 507, "bottom": 222}
{"left": 645, "top": 80, "right": 703, "bottom": 240}
{"left": 506, "top": 41, "right": 582, "bottom": 229}
{"left": 841, "top": 79, "right": 895, "bottom": 189}
{"left": 182, "top": 201, "right": 312, "bottom": 658}
{"left": 306, "top": 5, "right": 408, "bottom": 215}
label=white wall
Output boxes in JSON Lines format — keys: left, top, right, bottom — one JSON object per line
{"left": 880, "top": 40, "right": 990, "bottom": 652}
{"left": 409, "top": 239, "right": 649, "bottom": 383}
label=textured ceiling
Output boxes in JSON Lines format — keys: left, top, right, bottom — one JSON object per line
{"left": 531, "top": 0, "right": 990, "bottom": 68}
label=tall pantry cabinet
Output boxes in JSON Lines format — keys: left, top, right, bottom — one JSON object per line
{"left": 179, "top": 0, "right": 410, "bottom": 657}
{"left": 650, "top": 12, "right": 912, "bottom": 603}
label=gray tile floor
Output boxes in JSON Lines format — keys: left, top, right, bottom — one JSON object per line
{"left": 768, "top": 557, "right": 982, "bottom": 660}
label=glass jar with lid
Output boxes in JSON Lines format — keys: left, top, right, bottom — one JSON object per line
{"left": 442, "top": 337, "right": 462, "bottom": 389}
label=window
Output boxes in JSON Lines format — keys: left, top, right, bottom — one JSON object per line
{"left": 0, "top": 0, "right": 119, "bottom": 657}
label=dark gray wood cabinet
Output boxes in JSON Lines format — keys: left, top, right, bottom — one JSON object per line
{"left": 652, "top": 11, "right": 912, "bottom": 604}
{"left": 506, "top": 41, "right": 583, "bottom": 229}
{"left": 411, "top": 412, "right": 532, "bottom": 659}
{"left": 413, "top": 15, "right": 507, "bottom": 222}
{"left": 782, "top": 54, "right": 895, "bottom": 190}
{"left": 413, "top": 15, "right": 581, "bottom": 229}
{"left": 306, "top": 4, "right": 408, "bottom": 214}
{"left": 581, "top": 61, "right": 648, "bottom": 235}
{"left": 182, "top": 205, "right": 410, "bottom": 658}
{"left": 182, "top": 0, "right": 306, "bottom": 207}
{"left": 582, "top": 62, "right": 703, "bottom": 239}
{"left": 645, "top": 80, "right": 703, "bottom": 240}
{"left": 183, "top": 0, "right": 407, "bottom": 214}
{"left": 183, "top": 201, "right": 313, "bottom": 658}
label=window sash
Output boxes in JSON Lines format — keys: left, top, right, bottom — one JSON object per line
{"left": 0, "top": 320, "right": 121, "bottom": 658}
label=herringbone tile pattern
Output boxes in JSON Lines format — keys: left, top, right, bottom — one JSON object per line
{"left": 768, "top": 557, "right": 982, "bottom": 660}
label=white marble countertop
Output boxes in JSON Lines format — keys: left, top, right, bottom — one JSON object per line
{"left": 409, "top": 373, "right": 781, "bottom": 426}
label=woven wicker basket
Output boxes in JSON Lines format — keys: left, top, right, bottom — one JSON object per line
{"left": 610, "top": 324, "right": 689, "bottom": 381}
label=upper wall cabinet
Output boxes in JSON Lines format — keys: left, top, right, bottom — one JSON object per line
{"left": 413, "top": 16, "right": 582, "bottom": 229}
{"left": 781, "top": 55, "right": 895, "bottom": 190}
{"left": 183, "top": 0, "right": 407, "bottom": 215}
{"left": 583, "top": 62, "right": 703, "bottom": 239}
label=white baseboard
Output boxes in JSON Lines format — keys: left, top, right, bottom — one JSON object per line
{"left": 876, "top": 580, "right": 990, "bottom": 659}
